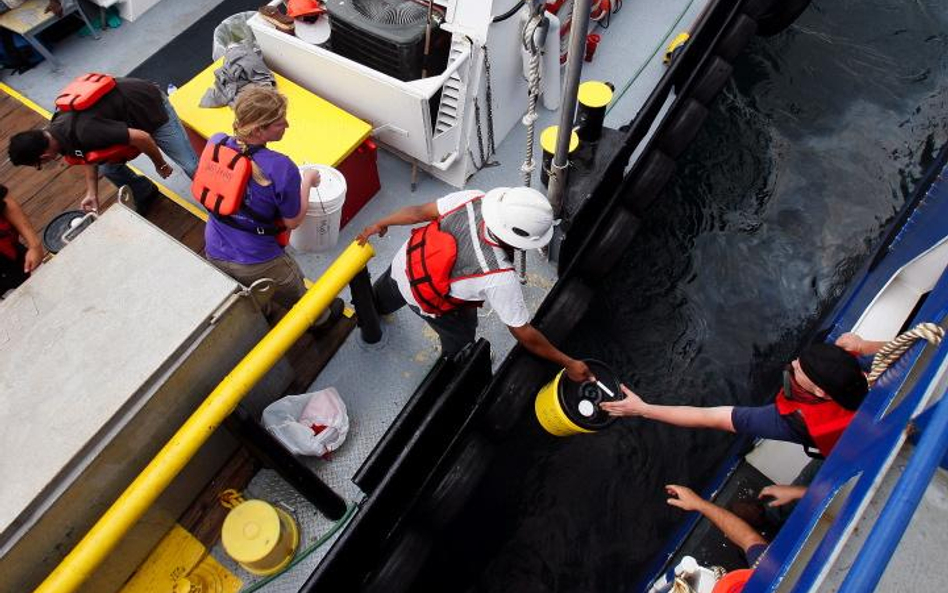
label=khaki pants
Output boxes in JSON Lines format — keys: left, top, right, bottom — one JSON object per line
{"left": 208, "top": 253, "right": 306, "bottom": 315}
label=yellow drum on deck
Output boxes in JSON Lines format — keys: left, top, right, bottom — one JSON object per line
{"left": 221, "top": 500, "right": 299, "bottom": 576}
{"left": 575, "top": 81, "right": 614, "bottom": 141}
{"left": 535, "top": 359, "right": 620, "bottom": 436}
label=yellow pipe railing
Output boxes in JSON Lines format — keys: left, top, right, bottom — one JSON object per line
{"left": 34, "top": 241, "right": 375, "bottom": 593}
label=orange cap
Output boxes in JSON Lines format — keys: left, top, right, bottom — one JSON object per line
{"left": 287, "top": 0, "right": 325, "bottom": 18}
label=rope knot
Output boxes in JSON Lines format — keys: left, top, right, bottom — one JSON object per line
{"left": 868, "top": 322, "right": 945, "bottom": 385}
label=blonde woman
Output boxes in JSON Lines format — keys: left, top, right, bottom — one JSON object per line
{"left": 204, "top": 85, "right": 342, "bottom": 328}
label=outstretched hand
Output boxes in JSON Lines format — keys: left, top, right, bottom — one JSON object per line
{"left": 759, "top": 484, "right": 806, "bottom": 507}
{"left": 565, "top": 359, "right": 594, "bottom": 383}
{"left": 835, "top": 332, "right": 865, "bottom": 354}
{"left": 599, "top": 384, "right": 649, "bottom": 417}
{"left": 357, "top": 222, "right": 388, "bottom": 246}
{"left": 665, "top": 484, "right": 705, "bottom": 512}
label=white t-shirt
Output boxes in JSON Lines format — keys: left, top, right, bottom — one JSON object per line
{"left": 391, "top": 190, "right": 531, "bottom": 327}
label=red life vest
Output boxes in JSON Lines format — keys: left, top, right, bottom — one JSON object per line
{"left": 712, "top": 569, "right": 753, "bottom": 593}
{"left": 0, "top": 212, "right": 20, "bottom": 261}
{"left": 194, "top": 136, "right": 289, "bottom": 247}
{"left": 775, "top": 389, "right": 855, "bottom": 457}
{"left": 54, "top": 73, "right": 142, "bottom": 166}
{"left": 405, "top": 196, "right": 514, "bottom": 315}
{"left": 55, "top": 73, "right": 116, "bottom": 111}
{"left": 192, "top": 137, "right": 253, "bottom": 216}
{"left": 406, "top": 221, "right": 470, "bottom": 314}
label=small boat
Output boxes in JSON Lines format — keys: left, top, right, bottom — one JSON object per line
{"left": 642, "top": 146, "right": 948, "bottom": 592}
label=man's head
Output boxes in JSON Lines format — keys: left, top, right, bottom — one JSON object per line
{"left": 792, "top": 343, "right": 868, "bottom": 410}
{"left": 9, "top": 130, "right": 57, "bottom": 168}
{"left": 482, "top": 187, "right": 555, "bottom": 250}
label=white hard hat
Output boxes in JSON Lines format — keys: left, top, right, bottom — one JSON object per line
{"left": 482, "top": 187, "right": 554, "bottom": 250}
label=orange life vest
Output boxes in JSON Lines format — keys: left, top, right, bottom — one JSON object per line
{"left": 54, "top": 73, "right": 142, "bottom": 166}
{"left": 54, "top": 73, "right": 116, "bottom": 111}
{"left": 193, "top": 136, "right": 289, "bottom": 247}
{"left": 712, "top": 569, "right": 753, "bottom": 593}
{"left": 775, "top": 389, "right": 855, "bottom": 457}
{"left": 405, "top": 196, "right": 513, "bottom": 315}
{"left": 192, "top": 137, "right": 253, "bottom": 216}
{"left": 0, "top": 212, "right": 19, "bottom": 261}
{"left": 406, "top": 221, "right": 471, "bottom": 315}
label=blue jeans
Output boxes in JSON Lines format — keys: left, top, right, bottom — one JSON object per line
{"left": 100, "top": 94, "right": 199, "bottom": 208}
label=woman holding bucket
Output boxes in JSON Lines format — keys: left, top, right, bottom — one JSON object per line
{"left": 201, "top": 84, "right": 343, "bottom": 328}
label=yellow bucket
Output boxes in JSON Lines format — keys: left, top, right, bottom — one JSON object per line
{"left": 221, "top": 500, "right": 299, "bottom": 576}
{"left": 534, "top": 359, "right": 620, "bottom": 437}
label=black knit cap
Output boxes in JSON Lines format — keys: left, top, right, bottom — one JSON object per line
{"left": 798, "top": 343, "right": 868, "bottom": 411}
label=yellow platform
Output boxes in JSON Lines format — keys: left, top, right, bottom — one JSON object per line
{"left": 170, "top": 59, "right": 372, "bottom": 167}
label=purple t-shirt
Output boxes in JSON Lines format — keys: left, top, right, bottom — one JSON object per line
{"left": 204, "top": 134, "right": 301, "bottom": 264}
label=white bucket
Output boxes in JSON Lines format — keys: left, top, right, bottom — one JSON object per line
{"left": 291, "top": 164, "right": 347, "bottom": 253}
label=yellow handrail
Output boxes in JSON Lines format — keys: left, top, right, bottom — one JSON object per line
{"left": 34, "top": 241, "right": 375, "bottom": 593}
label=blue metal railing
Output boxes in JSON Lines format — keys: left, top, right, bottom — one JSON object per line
{"left": 747, "top": 268, "right": 948, "bottom": 592}
{"left": 838, "top": 352, "right": 948, "bottom": 592}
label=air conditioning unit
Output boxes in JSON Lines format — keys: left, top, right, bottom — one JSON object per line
{"left": 323, "top": 0, "right": 451, "bottom": 81}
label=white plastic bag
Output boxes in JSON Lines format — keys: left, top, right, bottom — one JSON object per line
{"left": 212, "top": 11, "right": 258, "bottom": 60}
{"left": 262, "top": 388, "right": 349, "bottom": 457}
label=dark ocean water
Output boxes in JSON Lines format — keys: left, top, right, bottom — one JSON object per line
{"left": 414, "top": 1, "right": 948, "bottom": 591}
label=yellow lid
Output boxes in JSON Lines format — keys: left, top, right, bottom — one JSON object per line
{"left": 577, "top": 81, "right": 613, "bottom": 108}
{"left": 221, "top": 500, "right": 281, "bottom": 564}
{"left": 540, "top": 125, "right": 580, "bottom": 154}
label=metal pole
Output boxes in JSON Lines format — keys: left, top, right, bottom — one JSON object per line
{"left": 350, "top": 268, "right": 383, "bottom": 344}
{"left": 547, "top": 0, "right": 592, "bottom": 217}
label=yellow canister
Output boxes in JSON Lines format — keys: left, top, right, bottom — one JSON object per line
{"left": 535, "top": 359, "right": 620, "bottom": 437}
{"left": 221, "top": 500, "right": 299, "bottom": 576}
{"left": 575, "top": 81, "right": 614, "bottom": 141}
{"left": 540, "top": 125, "right": 580, "bottom": 187}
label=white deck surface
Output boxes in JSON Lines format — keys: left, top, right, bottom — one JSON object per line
{"left": 0, "top": 206, "right": 238, "bottom": 540}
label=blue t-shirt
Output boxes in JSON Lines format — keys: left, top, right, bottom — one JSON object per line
{"left": 745, "top": 543, "right": 768, "bottom": 566}
{"left": 204, "top": 134, "right": 301, "bottom": 264}
{"left": 731, "top": 404, "right": 808, "bottom": 445}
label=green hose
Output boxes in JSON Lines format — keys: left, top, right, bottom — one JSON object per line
{"left": 239, "top": 502, "right": 358, "bottom": 593}
{"left": 606, "top": 0, "right": 698, "bottom": 115}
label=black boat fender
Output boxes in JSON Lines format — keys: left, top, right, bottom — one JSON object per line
{"left": 622, "top": 151, "right": 677, "bottom": 215}
{"left": 747, "top": 0, "right": 813, "bottom": 37}
{"left": 715, "top": 13, "right": 757, "bottom": 61}
{"left": 417, "top": 434, "right": 495, "bottom": 529}
{"left": 576, "top": 207, "right": 641, "bottom": 281}
{"left": 361, "top": 527, "right": 432, "bottom": 593}
{"left": 480, "top": 356, "right": 549, "bottom": 437}
{"left": 690, "top": 55, "right": 734, "bottom": 105}
{"left": 534, "top": 279, "right": 596, "bottom": 345}
{"left": 741, "top": 0, "right": 780, "bottom": 19}
{"left": 656, "top": 98, "right": 709, "bottom": 159}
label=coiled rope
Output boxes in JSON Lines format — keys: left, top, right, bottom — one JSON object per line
{"left": 868, "top": 322, "right": 945, "bottom": 385}
{"left": 520, "top": 12, "right": 543, "bottom": 187}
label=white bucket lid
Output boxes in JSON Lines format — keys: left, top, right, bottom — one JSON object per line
{"left": 300, "top": 164, "right": 346, "bottom": 213}
{"left": 295, "top": 16, "right": 330, "bottom": 45}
